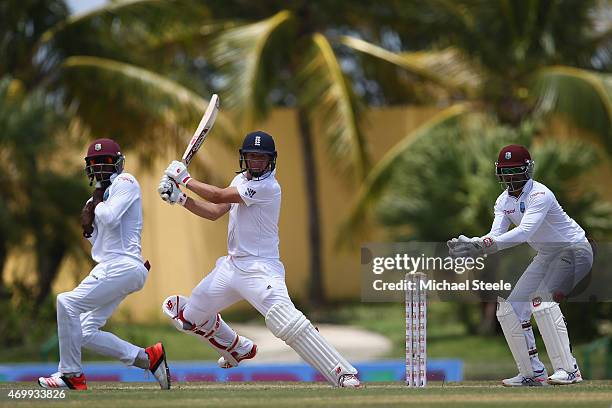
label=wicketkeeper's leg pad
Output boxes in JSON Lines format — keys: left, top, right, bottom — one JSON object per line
{"left": 161, "top": 295, "right": 240, "bottom": 367}
{"left": 265, "top": 303, "right": 357, "bottom": 387}
{"left": 496, "top": 297, "right": 536, "bottom": 377}
{"left": 531, "top": 294, "right": 577, "bottom": 372}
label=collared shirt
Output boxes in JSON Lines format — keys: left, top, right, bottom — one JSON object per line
{"left": 87, "top": 172, "right": 143, "bottom": 263}
{"left": 488, "top": 179, "right": 586, "bottom": 253}
{"left": 227, "top": 171, "right": 281, "bottom": 260}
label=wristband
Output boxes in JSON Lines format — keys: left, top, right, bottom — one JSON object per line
{"left": 181, "top": 176, "right": 192, "bottom": 187}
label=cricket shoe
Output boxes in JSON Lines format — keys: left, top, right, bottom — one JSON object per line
{"left": 218, "top": 342, "right": 258, "bottom": 368}
{"left": 145, "top": 342, "right": 171, "bottom": 389}
{"left": 501, "top": 369, "right": 548, "bottom": 387}
{"left": 547, "top": 368, "right": 582, "bottom": 385}
{"left": 339, "top": 374, "right": 361, "bottom": 388}
{"left": 38, "top": 373, "right": 87, "bottom": 390}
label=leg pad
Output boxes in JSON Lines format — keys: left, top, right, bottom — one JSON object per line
{"left": 265, "top": 303, "right": 357, "bottom": 386}
{"left": 496, "top": 297, "right": 535, "bottom": 377}
{"left": 531, "top": 294, "right": 576, "bottom": 372}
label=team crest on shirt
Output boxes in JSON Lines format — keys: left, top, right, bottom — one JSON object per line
{"left": 246, "top": 188, "right": 256, "bottom": 198}
{"left": 520, "top": 202, "right": 525, "bottom": 213}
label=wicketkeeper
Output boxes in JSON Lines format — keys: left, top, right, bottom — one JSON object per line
{"left": 448, "top": 144, "right": 592, "bottom": 386}
{"left": 38, "top": 139, "right": 170, "bottom": 390}
{"left": 158, "top": 131, "right": 360, "bottom": 387}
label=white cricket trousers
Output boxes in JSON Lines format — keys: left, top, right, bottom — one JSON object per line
{"left": 56, "top": 257, "right": 148, "bottom": 374}
{"left": 507, "top": 240, "right": 593, "bottom": 373}
{"left": 183, "top": 255, "right": 293, "bottom": 326}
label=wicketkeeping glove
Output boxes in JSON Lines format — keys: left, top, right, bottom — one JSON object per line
{"left": 158, "top": 175, "right": 187, "bottom": 206}
{"left": 450, "top": 235, "right": 498, "bottom": 258}
{"left": 165, "top": 160, "right": 192, "bottom": 186}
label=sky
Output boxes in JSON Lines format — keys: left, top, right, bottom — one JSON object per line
{"left": 66, "top": 0, "right": 108, "bottom": 14}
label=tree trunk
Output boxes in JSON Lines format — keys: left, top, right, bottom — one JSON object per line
{"left": 34, "top": 237, "right": 67, "bottom": 309}
{"left": 297, "top": 109, "right": 326, "bottom": 306}
{"left": 0, "top": 237, "right": 8, "bottom": 299}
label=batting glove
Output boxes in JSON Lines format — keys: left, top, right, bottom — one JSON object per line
{"left": 158, "top": 175, "right": 187, "bottom": 206}
{"left": 165, "top": 160, "right": 192, "bottom": 186}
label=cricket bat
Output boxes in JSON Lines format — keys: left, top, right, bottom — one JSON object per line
{"left": 181, "top": 94, "right": 220, "bottom": 166}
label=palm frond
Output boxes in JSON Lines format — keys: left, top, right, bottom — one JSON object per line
{"left": 60, "top": 56, "right": 238, "bottom": 161}
{"left": 586, "top": 0, "right": 612, "bottom": 70}
{"left": 145, "top": 21, "right": 237, "bottom": 56}
{"left": 341, "top": 35, "right": 481, "bottom": 97}
{"left": 41, "top": 0, "right": 203, "bottom": 44}
{"left": 533, "top": 66, "right": 612, "bottom": 153}
{"left": 299, "top": 33, "right": 369, "bottom": 180}
{"left": 36, "top": 0, "right": 211, "bottom": 76}
{"left": 210, "top": 10, "right": 292, "bottom": 131}
{"left": 335, "top": 104, "right": 472, "bottom": 247}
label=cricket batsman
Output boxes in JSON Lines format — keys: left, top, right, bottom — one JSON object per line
{"left": 157, "top": 130, "right": 360, "bottom": 387}
{"left": 38, "top": 139, "right": 170, "bottom": 390}
{"left": 448, "top": 144, "right": 593, "bottom": 386}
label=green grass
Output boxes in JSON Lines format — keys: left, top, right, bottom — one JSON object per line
{"left": 321, "top": 302, "right": 609, "bottom": 380}
{"left": 1, "top": 381, "right": 611, "bottom": 408}
{"left": 325, "top": 302, "right": 518, "bottom": 378}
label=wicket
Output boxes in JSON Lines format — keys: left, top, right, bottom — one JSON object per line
{"left": 406, "top": 272, "right": 427, "bottom": 387}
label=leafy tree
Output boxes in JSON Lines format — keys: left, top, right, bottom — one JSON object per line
{"left": 0, "top": 76, "right": 89, "bottom": 307}
{"left": 339, "top": 0, "right": 611, "bottom": 240}
{"left": 376, "top": 117, "right": 612, "bottom": 241}
{"left": 346, "top": 0, "right": 611, "bottom": 131}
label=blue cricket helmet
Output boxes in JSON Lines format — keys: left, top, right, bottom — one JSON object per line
{"left": 239, "top": 131, "right": 277, "bottom": 179}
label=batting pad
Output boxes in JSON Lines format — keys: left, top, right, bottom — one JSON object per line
{"left": 496, "top": 297, "right": 534, "bottom": 377}
{"left": 531, "top": 295, "right": 576, "bottom": 372}
{"left": 161, "top": 295, "right": 239, "bottom": 367}
{"left": 265, "top": 303, "right": 357, "bottom": 387}
{"left": 162, "top": 294, "right": 191, "bottom": 332}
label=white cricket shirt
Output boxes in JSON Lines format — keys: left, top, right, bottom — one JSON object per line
{"left": 227, "top": 170, "right": 281, "bottom": 260}
{"left": 88, "top": 172, "right": 143, "bottom": 263}
{"left": 488, "top": 179, "right": 586, "bottom": 253}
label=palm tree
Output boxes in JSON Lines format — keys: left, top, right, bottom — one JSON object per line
{"left": 207, "top": 7, "right": 378, "bottom": 305}
{"left": 336, "top": 0, "right": 611, "bottom": 240}
{"left": 0, "top": 0, "right": 240, "bottom": 306}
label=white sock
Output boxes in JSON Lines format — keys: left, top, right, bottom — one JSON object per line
{"left": 62, "top": 372, "right": 82, "bottom": 378}
{"left": 235, "top": 336, "right": 254, "bottom": 354}
{"left": 133, "top": 348, "right": 150, "bottom": 369}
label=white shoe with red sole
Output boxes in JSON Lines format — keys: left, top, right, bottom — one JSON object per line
{"left": 38, "top": 373, "right": 87, "bottom": 390}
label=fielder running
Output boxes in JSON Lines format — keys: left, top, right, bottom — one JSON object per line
{"left": 38, "top": 139, "right": 170, "bottom": 390}
{"left": 448, "top": 144, "right": 592, "bottom": 386}
{"left": 157, "top": 130, "right": 360, "bottom": 387}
